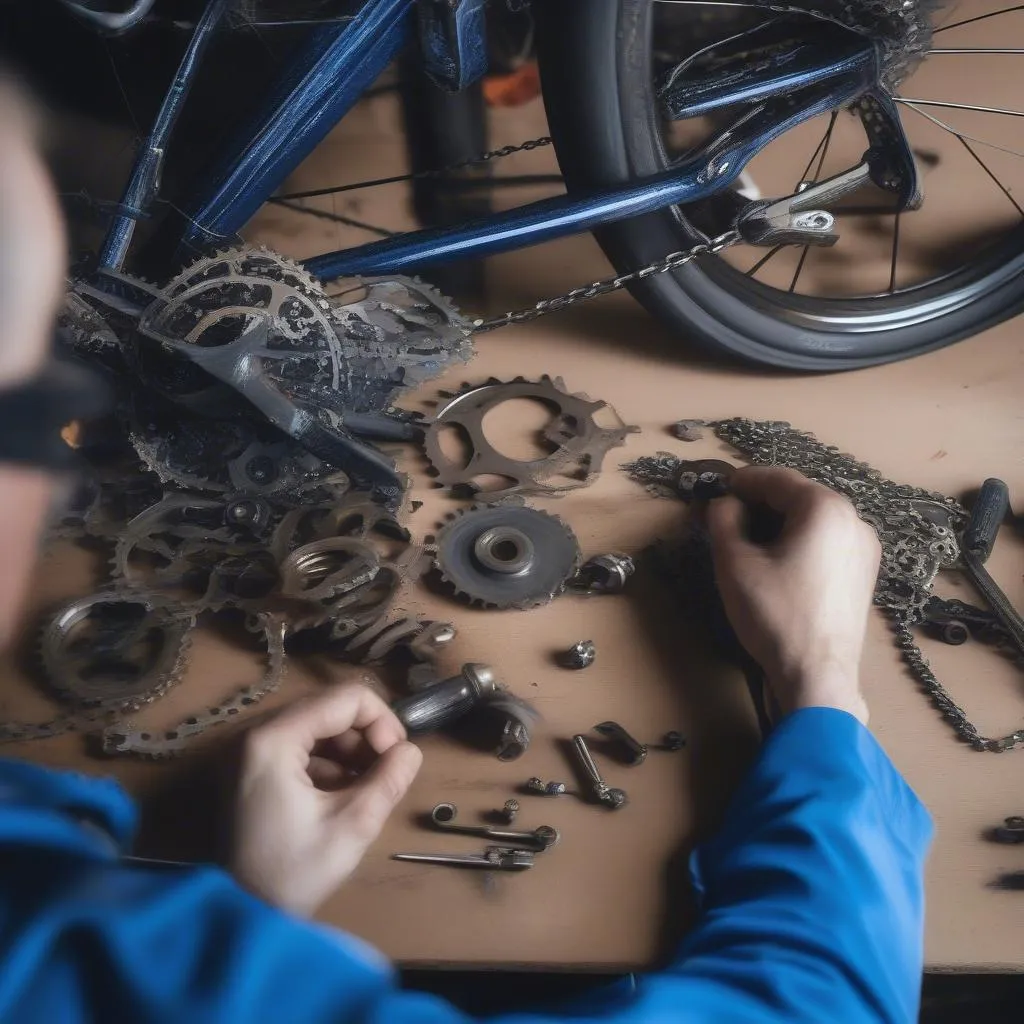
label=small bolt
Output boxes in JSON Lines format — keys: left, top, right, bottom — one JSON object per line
{"left": 559, "top": 640, "right": 596, "bottom": 670}
{"left": 502, "top": 799, "right": 519, "bottom": 824}
{"left": 245, "top": 455, "right": 277, "bottom": 485}
{"left": 525, "top": 777, "right": 565, "bottom": 796}
{"left": 661, "top": 731, "right": 686, "bottom": 751}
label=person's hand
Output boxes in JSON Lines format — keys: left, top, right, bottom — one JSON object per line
{"left": 231, "top": 682, "right": 422, "bottom": 916}
{"left": 707, "top": 466, "right": 881, "bottom": 724}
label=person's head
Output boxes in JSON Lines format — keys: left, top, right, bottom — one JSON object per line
{"left": 0, "top": 76, "right": 66, "bottom": 647}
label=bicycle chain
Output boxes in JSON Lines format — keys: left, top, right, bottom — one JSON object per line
{"left": 472, "top": 231, "right": 740, "bottom": 332}
{"left": 710, "top": 419, "right": 1024, "bottom": 753}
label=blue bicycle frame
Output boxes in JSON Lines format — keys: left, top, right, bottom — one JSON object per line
{"left": 98, "top": 0, "right": 880, "bottom": 282}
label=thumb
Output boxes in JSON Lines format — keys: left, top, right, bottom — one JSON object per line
{"left": 706, "top": 495, "right": 751, "bottom": 567}
{"left": 334, "top": 740, "right": 423, "bottom": 846}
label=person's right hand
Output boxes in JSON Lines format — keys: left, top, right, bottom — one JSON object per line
{"left": 707, "top": 466, "right": 881, "bottom": 724}
{"left": 231, "top": 682, "right": 422, "bottom": 917}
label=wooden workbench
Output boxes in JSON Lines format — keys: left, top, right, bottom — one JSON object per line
{"left": 5, "top": 90, "right": 1024, "bottom": 972}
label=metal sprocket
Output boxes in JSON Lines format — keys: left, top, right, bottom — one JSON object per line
{"left": 432, "top": 504, "right": 581, "bottom": 609}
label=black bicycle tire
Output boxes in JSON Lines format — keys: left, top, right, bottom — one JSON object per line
{"left": 534, "top": 0, "right": 1024, "bottom": 371}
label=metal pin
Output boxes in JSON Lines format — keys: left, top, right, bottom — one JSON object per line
{"left": 571, "top": 734, "right": 628, "bottom": 809}
{"left": 594, "top": 721, "right": 648, "bottom": 765}
{"left": 429, "top": 803, "right": 560, "bottom": 849}
{"left": 393, "top": 847, "right": 535, "bottom": 870}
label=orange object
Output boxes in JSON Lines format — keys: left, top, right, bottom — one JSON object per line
{"left": 483, "top": 61, "right": 541, "bottom": 108}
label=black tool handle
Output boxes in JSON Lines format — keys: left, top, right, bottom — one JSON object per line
{"left": 392, "top": 664, "right": 495, "bottom": 734}
{"left": 965, "top": 478, "right": 1010, "bottom": 562}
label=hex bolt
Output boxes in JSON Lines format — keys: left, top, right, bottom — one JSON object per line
{"left": 545, "top": 781, "right": 566, "bottom": 796}
{"left": 501, "top": 799, "right": 519, "bottom": 824}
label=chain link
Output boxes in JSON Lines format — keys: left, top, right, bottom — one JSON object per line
{"left": 472, "top": 231, "right": 740, "bottom": 332}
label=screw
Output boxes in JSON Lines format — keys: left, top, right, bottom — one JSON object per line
{"left": 245, "top": 455, "right": 277, "bottom": 485}
{"left": 501, "top": 799, "right": 519, "bottom": 824}
{"left": 545, "top": 781, "right": 566, "bottom": 796}
{"left": 571, "top": 734, "right": 627, "bottom": 809}
{"left": 526, "top": 777, "right": 546, "bottom": 794}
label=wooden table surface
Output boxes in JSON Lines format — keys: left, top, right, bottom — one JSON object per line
{"left": 6, "top": 85, "right": 1024, "bottom": 971}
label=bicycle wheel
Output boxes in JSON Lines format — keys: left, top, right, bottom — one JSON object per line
{"left": 535, "top": 0, "right": 1024, "bottom": 370}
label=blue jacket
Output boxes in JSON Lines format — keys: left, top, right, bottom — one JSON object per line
{"left": 0, "top": 708, "right": 931, "bottom": 1023}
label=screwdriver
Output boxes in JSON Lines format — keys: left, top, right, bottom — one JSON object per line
{"left": 959, "top": 478, "right": 1024, "bottom": 656}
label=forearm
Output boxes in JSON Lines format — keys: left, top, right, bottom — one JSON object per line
{"left": 663, "top": 707, "right": 932, "bottom": 1023}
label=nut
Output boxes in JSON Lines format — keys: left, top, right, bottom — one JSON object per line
{"left": 502, "top": 799, "right": 519, "bottom": 824}
{"left": 558, "top": 640, "right": 596, "bottom": 670}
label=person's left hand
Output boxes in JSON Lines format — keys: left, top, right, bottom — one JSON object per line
{"left": 231, "top": 682, "right": 422, "bottom": 916}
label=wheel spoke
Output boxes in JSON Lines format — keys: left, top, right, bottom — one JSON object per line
{"left": 934, "top": 4, "right": 1024, "bottom": 34}
{"left": 955, "top": 135, "right": 1024, "bottom": 219}
{"left": 900, "top": 101, "right": 1024, "bottom": 161}
{"left": 896, "top": 98, "right": 1024, "bottom": 119}
{"left": 788, "top": 246, "right": 810, "bottom": 293}
{"left": 785, "top": 111, "right": 837, "bottom": 294}
{"left": 746, "top": 245, "right": 784, "bottom": 277}
{"left": 888, "top": 211, "right": 901, "bottom": 295}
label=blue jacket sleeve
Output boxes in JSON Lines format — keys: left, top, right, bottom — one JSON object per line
{"left": 0, "top": 707, "right": 931, "bottom": 1024}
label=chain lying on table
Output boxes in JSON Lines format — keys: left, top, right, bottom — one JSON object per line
{"left": 711, "top": 418, "right": 1024, "bottom": 753}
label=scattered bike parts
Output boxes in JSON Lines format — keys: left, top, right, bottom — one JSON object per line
{"left": 391, "top": 663, "right": 497, "bottom": 734}
{"left": 423, "top": 375, "right": 637, "bottom": 501}
{"left": 429, "top": 802, "right": 559, "bottom": 851}
{"left": 571, "top": 734, "right": 628, "bottom": 810}
{"left": 558, "top": 640, "right": 596, "bottom": 670}
{"left": 392, "top": 847, "right": 535, "bottom": 871}
{"left": 594, "top": 721, "right": 648, "bottom": 766}
{"left": 569, "top": 553, "right": 635, "bottom": 594}
{"left": 525, "top": 777, "right": 566, "bottom": 796}
{"left": 431, "top": 504, "right": 580, "bottom": 609}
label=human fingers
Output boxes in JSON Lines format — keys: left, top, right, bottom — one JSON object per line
{"left": 334, "top": 741, "right": 423, "bottom": 843}
{"left": 729, "top": 466, "right": 818, "bottom": 514}
{"left": 707, "top": 494, "right": 752, "bottom": 566}
{"left": 250, "top": 683, "right": 402, "bottom": 764}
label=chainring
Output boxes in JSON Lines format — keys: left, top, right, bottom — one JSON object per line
{"left": 431, "top": 504, "right": 581, "bottom": 609}
{"left": 424, "top": 375, "right": 638, "bottom": 501}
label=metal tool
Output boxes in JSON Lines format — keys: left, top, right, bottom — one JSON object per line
{"left": 391, "top": 663, "right": 496, "bottom": 734}
{"left": 429, "top": 802, "right": 560, "bottom": 850}
{"left": 594, "top": 721, "right": 648, "bottom": 766}
{"left": 500, "top": 799, "right": 519, "bottom": 824}
{"left": 960, "top": 479, "right": 1024, "bottom": 657}
{"left": 571, "top": 734, "right": 628, "bottom": 809}
{"left": 392, "top": 847, "right": 535, "bottom": 870}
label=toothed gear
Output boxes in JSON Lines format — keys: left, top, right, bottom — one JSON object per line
{"left": 423, "top": 376, "right": 637, "bottom": 501}
{"left": 432, "top": 504, "right": 580, "bottom": 609}
{"left": 131, "top": 247, "right": 470, "bottom": 495}
{"left": 101, "top": 612, "right": 287, "bottom": 758}
{"left": 39, "top": 591, "right": 194, "bottom": 712}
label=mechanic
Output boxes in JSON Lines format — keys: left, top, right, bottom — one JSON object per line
{"left": 0, "top": 77, "right": 930, "bottom": 1023}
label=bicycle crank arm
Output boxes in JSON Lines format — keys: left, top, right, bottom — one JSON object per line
{"left": 305, "top": 69, "right": 874, "bottom": 280}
